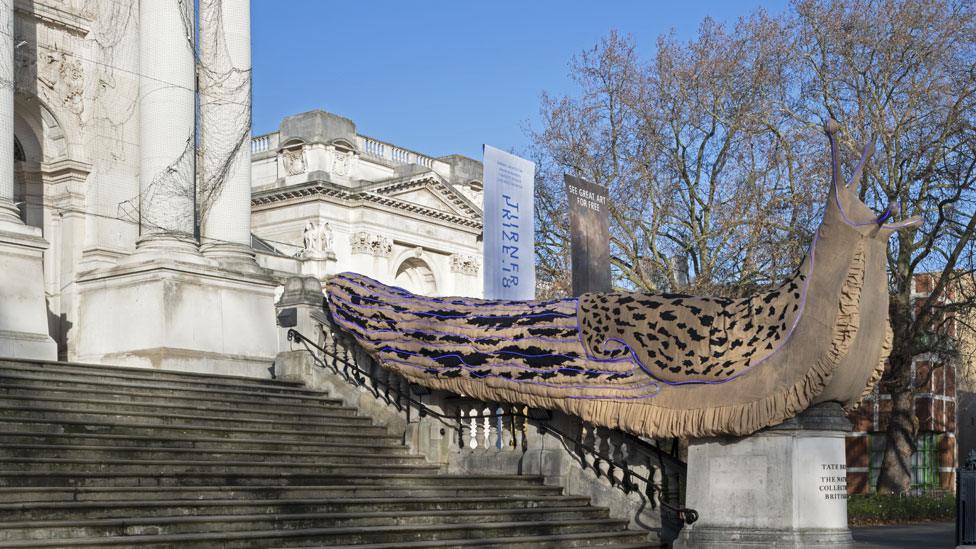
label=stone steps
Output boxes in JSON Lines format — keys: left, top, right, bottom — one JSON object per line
{"left": 0, "top": 484, "right": 568, "bottom": 503}
{"left": 0, "top": 373, "right": 340, "bottom": 406}
{"left": 0, "top": 405, "right": 380, "bottom": 432}
{"left": 0, "top": 444, "right": 422, "bottom": 464}
{"left": 0, "top": 495, "right": 593, "bottom": 522}
{"left": 0, "top": 359, "right": 301, "bottom": 389}
{"left": 0, "top": 456, "right": 439, "bottom": 475}
{"left": 0, "top": 393, "right": 363, "bottom": 420}
{"left": 0, "top": 383, "right": 349, "bottom": 412}
{"left": 0, "top": 417, "right": 401, "bottom": 442}
{"left": 316, "top": 533, "right": 656, "bottom": 549}
{"left": 0, "top": 520, "right": 649, "bottom": 548}
{"left": 0, "top": 432, "right": 411, "bottom": 453}
{"left": 0, "top": 359, "right": 652, "bottom": 547}
{"left": 0, "top": 508, "right": 612, "bottom": 541}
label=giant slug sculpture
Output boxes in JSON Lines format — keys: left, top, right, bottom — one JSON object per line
{"left": 325, "top": 120, "right": 921, "bottom": 438}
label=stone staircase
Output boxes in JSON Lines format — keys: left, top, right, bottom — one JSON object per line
{"left": 0, "top": 359, "right": 655, "bottom": 548}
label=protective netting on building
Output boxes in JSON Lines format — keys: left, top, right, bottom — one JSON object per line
{"left": 113, "top": 0, "right": 249, "bottom": 241}
{"left": 197, "top": 0, "right": 251, "bottom": 235}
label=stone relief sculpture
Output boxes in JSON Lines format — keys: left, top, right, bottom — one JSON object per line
{"left": 300, "top": 220, "right": 335, "bottom": 259}
{"left": 281, "top": 145, "right": 306, "bottom": 176}
{"left": 450, "top": 253, "right": 481, "bottom": 275}
{"left": 326, "top": 121, "right": 921, "bottom": 438}
{"left": 350, "top": 231, "right": 393, "bottom": 258}
{"left": 333, "top": 150, "right": 352, "bottom": 176}
{"left": 56, "top": 52, "right": 84, "bottom": 116}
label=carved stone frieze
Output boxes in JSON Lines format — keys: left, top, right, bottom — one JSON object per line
{"left": 281, "top": 146, "right": 306, "bottom": 176}
{"left": 332, "top": 149, "right": 355, "bottom": 176}
{"left": 350, "top": 231, "right": 393, "bottom": 258}
{"left": 450, "top": 253, "right": 480, "bottom": 275}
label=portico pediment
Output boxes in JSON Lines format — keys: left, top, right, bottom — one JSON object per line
{"left": 363, "top": 173, "right": 481, "bottom": 219}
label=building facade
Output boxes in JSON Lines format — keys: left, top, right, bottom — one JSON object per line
{"left": 248, "top": 110, "right": 484, "bottom": 298}
{"left": 0, "top": 1, "right": 483, "bottom": 377}
{"left": 846, "top": 274, "right": 960, "bottom": 495}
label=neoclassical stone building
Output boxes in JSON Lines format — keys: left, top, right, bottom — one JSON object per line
{"left": 0, "top": 1, "right": 484, "bottom": 375}
{"left": 249, "top": 110, "right": 484, "bottom": 299}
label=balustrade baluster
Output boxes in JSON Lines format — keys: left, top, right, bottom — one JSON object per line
{"left": 507, "top": 405, "right": 518, "bottom": 449}
{"left": 455, "top": 408, "right": 465, "bottom": 449}
{"left": 609, "top": 429, "right": 626, "bottom": 486}
{"left": 581, "top": 423, "right": 597, "bottom": 471}
{"left": 467, "top": 406, "right": 478, "bottom": 449}
{"left": 596, "top": 426, "right": 612, "bottom": 480}
{"left": 481, "top": 405, "right": 491, "bottom": 449}
{"left": 494, "top": 405, "right": 504, "bottom": 449}
{"left": 520, "top": 406, "right": 530, "bottom": 450}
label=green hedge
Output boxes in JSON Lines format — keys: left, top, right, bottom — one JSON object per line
{"left": 848, "top": 493, "right": 955, "bottom": 526}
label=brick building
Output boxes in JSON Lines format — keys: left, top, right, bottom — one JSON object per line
{"left": 846, "top": 274, "right": 961, "bottom": 495}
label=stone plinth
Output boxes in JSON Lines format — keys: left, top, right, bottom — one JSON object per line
{"left": 677, "top": 403, "right": 853, "bottom": 548}
{"left": 0, "top": 221, "right": 57, "bottom": 360}
{"left": 74, "top": 257, "right": 278, "bottom": 378}
{"left": 299, "top": 251, "right": 337, "bottom": 282}
{"left": 274, "top": 275, "right": 325, "bottom": 353}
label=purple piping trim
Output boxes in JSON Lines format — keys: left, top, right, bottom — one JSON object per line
{"left": 876, "top": 207, "right": 893, "bottom": 224}
{"left": 381, "top": 357, "right": 657, "bottom": 393}
{"left": 377, "top": 346, "right": 636, "bottom": 375}
{"left": 328, "top": 291, "right": 576, "bottom": 321}
{"left": 834, "top": 189, "right": 916, "bottom": 229}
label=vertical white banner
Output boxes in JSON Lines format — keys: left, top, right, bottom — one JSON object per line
{"left": 482, "top": 145, "right": 536, "bottom": 300}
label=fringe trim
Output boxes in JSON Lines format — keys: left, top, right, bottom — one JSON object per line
{"left": 846, "top": 318, "right": 891, "bottom": 412}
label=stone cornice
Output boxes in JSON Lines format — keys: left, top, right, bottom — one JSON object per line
{"left": 41, "top": 158, "right": 92, "bottom": 184}
{"left": 252, "top": 179, "right": 484, "bottom": 230}
{"left": 364, "top": 173, "right": 482, "bottom": 219}
{"left": 15, "top": 0, "right": 92, "bottom": 38}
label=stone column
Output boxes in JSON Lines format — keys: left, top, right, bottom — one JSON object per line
{"left": 198, "top": 0, "right": 254, "bottom": 264}
{"left": 137, "top": 0, "right": 196, "bottom": 252}
{"left": 677, "top": 403, "right": 854, "bottom": 548}
{"left": 0, "top": 0, "right": 19, "bottom": 223}
{"left": 0, "top": 0, "right": 57, "bottom": 360}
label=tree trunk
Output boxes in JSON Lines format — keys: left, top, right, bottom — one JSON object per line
{"left": 876, "top": 387, "right": 917, "bottom": 494}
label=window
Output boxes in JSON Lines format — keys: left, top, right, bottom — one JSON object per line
{"left": 911, "top": 433, "right": 938, "bottom": 493}
{"left": 868, "top": 432, "right": 940, "bottom": 494}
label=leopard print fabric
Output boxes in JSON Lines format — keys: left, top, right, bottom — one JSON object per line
{"left": 578, "top": 269, "right": 806, "bottom": 383}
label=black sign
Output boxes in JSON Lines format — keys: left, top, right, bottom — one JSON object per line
{"left": 564, "top": 174, "right": 610, "bottom": 296}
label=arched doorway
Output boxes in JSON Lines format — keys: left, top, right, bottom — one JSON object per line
{"left": 13, "top": 123, "right": 43, "bottom": 230}
{"left": 394, "top": 257, "right": 437, "bottom": 296}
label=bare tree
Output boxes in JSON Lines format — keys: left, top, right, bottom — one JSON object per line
{"left": 794, "top": 0, "right": 976, "bottom": 494}
{"left": 531, "top": 0, "right": 976, "bottom": 493}
{"left": 531, "top": 19, "right": 820, "bottom": 299}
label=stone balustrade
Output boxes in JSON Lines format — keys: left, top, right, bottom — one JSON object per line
{"left": 251, "top": 133, "right": 276, "bottom": 154}
{"left": 252, "top": 132, "right": 437, "bottom": 168}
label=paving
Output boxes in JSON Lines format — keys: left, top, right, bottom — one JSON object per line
{"left": 853, "top": 521, "right": 955, "bottom": 548}
{"left": 0, "top": 359, "right": 655, "bottom": 548}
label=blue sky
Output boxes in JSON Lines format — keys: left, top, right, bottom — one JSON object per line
{"left": 252, "top": 0, "right": 790, "bottom": 160}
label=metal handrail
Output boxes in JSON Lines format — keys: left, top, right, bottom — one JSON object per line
{"left": 286, "top": 326, "right": 697, "bottom": 524}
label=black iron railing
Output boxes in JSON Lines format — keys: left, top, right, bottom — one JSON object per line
{"left": 286, "top": 326, "right": 698, "bottom": 539}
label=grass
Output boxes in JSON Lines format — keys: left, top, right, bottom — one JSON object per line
{"left": 848, "top": 493, "right": 955, "bottom": 526}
